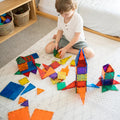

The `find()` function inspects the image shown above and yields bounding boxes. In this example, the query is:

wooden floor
[36,10,120,42]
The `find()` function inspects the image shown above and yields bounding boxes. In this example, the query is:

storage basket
[12,3,30,26]
[0,12,14,36]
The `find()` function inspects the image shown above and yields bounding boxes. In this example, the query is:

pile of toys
[0,13,12,25]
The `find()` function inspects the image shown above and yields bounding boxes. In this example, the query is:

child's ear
[72,8,75,11]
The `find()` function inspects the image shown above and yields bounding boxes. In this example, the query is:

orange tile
[8,107,30,120]
[31,109,54,120]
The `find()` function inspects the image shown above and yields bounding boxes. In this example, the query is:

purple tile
[101,77,113,86]
[77,67,87,74]
[31,69,37,74]
[21,100,29,107]
[103,64,109,72]
[49,72,58,79]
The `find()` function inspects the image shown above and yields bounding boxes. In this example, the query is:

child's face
[61,9,74,19]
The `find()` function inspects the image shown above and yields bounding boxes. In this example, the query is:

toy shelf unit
[0,0,37,44]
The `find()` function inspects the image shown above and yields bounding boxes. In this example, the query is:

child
[45,0,95,59]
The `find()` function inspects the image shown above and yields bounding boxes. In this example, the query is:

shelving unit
[0,0,37,43]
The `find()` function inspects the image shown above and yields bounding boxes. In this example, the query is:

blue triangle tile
[87,81,99,88]
[21,83,36,95]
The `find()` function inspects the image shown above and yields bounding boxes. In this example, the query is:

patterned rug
[0,28,120,120]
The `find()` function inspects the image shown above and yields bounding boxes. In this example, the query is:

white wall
[38,0,58,16]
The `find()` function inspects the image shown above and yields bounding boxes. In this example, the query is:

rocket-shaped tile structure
[75,48,87,103]
[96,64,120,92]
[62,49,99,104]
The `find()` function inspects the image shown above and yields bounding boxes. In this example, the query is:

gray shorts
[58,35,88,50]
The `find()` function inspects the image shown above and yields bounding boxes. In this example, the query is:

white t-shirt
[57,12,85,43]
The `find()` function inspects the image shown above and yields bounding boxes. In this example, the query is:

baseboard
[36,10,58,21]
[36,10,120,42]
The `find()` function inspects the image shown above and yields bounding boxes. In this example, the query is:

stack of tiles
[101,64,114,86]
[96,64,120,92]
[75,49,87,93]
[16,53,39,74]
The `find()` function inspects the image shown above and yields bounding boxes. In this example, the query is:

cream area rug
[0,28,120,120]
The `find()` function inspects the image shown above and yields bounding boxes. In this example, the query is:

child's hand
[58,47,67,58]
[55,41,58,50]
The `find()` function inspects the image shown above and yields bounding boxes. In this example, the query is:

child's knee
[83,47,95,59]
[45,42,55,54]
[45,45,49,54]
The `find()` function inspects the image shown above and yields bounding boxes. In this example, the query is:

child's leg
[67,47,95,59]
[83,47,95,59]
[67,47,79,55]
[45,41,55,54]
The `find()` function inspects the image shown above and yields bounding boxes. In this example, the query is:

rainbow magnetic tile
[51,78,61,85]
[77,60,87,67]
[31,53,39,59]
[49,72,58,80]
[76,81,86,87]
[16,57,26,64]
[103,64,109,72]
[102,85,118,92]
[57,82,66,90]
[18,77,29,85]
[70,59,75,66]
[21,83,36,95]
[18,62,28,72]
[0,82,25,100]
[21,100,29,107]
[8,107,30,120]
[104,72,114,79]
[101,78,113,86]
[53,48,58,56]
[60,56,71,65]
[77,67,87,74]
[21,61,37,74]
[58,71,66,80]
[31,109,54,120]
[50,61,60,69]
[77,74,87,81]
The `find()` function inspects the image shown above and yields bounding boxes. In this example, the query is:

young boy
[45,0,95,59]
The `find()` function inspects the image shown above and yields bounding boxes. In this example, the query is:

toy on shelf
[96,64,120,92]
[15,53,41,77]
[62,49,99,104]
[0,13,12,25]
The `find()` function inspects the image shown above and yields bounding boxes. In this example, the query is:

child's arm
[59,32,80,58]
[55,30,63,49]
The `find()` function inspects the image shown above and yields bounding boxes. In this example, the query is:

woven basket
[13,3,30,26]
[0,12,14,36]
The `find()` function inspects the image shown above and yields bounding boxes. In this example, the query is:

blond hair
[55,0,77,14]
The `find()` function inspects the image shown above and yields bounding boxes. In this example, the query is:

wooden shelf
[0,0,37,43]
[0,19,36,43]
[0,0,32,15]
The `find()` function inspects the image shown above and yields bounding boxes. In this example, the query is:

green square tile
[57,82,66,90]
[105,72,114,79]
